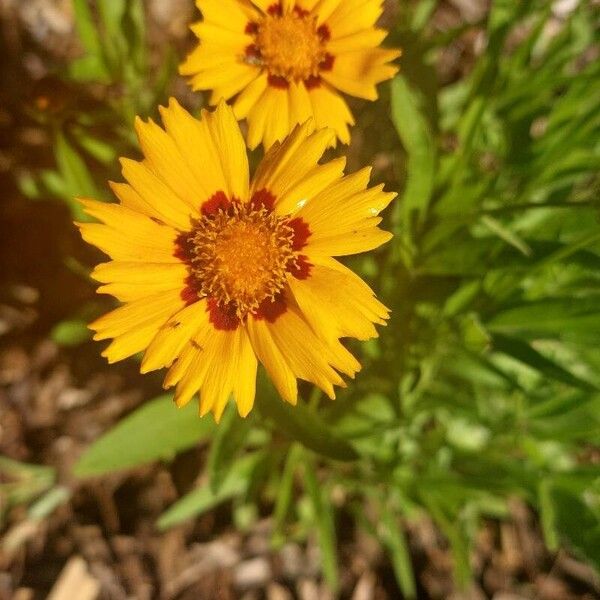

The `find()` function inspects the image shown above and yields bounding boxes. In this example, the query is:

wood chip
[47,556,100,600]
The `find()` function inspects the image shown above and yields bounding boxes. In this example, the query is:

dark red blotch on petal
[250,188,276,211]
[317,24,331,41]
[320,53,335,71]
[174,231,194,264]
[245,44,261,59]
[267,3,282,16]
[245,21,259,35]
[288,217,311,250]
[289,255,312,280]
[181,275,201,306]
[208,298,240,331]
[254,295,287,322]
[293,6,310,17]
[201,191,231,216]
[268,74,290,89]
[304,75,321,89]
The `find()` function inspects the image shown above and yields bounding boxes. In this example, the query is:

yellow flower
[180,0,401,149]
[78,100,394,421]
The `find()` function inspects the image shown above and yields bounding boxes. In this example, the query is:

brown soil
[1,2,599,599]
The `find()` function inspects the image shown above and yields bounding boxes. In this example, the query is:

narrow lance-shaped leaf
[493,334,598,392]
[303,457,339,591]
[271,444,303,547]
[75,395,215,477]
[157,452,265,530]
[379,506,417,600]
[390,75,436,232]
[206,403,253,493]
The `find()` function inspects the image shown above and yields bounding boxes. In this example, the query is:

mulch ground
[1,1,599,598]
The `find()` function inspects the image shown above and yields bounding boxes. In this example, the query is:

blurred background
[1,1,600,599]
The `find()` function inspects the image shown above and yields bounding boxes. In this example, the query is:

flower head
[180,0,401,149]
[78,100,394,421]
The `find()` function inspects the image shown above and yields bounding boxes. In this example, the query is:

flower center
[255,11,325,81]
[189,200,296,319]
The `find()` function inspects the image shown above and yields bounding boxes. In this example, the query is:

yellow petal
[189,63,258,96]
[307,84,354,144]
[276,158,346,215]
[190,21,249,49]
[263,87,291,150]
[245,84,282,150]
[325,0,382,37]
[202,327,255,421]
[196,0,257,32]
[246,317,298,405]
[326,28,387,54]
[166,321,257,421]
[288,260,388,343]
[263,307,345,399]
[233,328,258,417]
[314,0,343,24]
[92,261,188,302]
[233,72,269,120]
[204,101,250,200]
[134,117,204,212]
[208,67,261,105]
[142,300,210,373]
[322,49,401,100]
[158,98,243,201]
[288,80,314,130]
[90,292,183,341]
[120,158,192,230]
[250,0,276,12]
[94,292,185,363]
[171,328,236,418]
[252,123,337,212]
[108,182,149,214]
[296,170,396,255]
[77,200,179,263]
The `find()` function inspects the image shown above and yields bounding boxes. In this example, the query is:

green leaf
[493,334,598,392]
[379,507,417,600]
[68,55,111,83]
[410,0,437,32]
[390,75,436,230]
[51,319,91,347]
[72,129,118,164]
[75,394,215,477]
[538,478,559,551]
[539,477,600,572]
[54,130,102,216]
[303,457,339,591]
[207,404,253,493]
[488,298,600,340]
[70,0,110,82]
[123,0,147,73]
[529,396,600,443]
[271,444,302,547]
[480,215,532,257]
[157,452,265,530]
[72,0,103,56]
[420,495,472,587]
[255,376,358,462]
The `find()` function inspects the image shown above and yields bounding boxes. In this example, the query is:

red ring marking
[208,298,240,330]
[201,191,231,216]
[254,295,287,322]
[288,217,311,250]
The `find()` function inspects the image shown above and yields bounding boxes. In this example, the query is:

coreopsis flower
[180,0,400,149]
[78,100,394,421]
